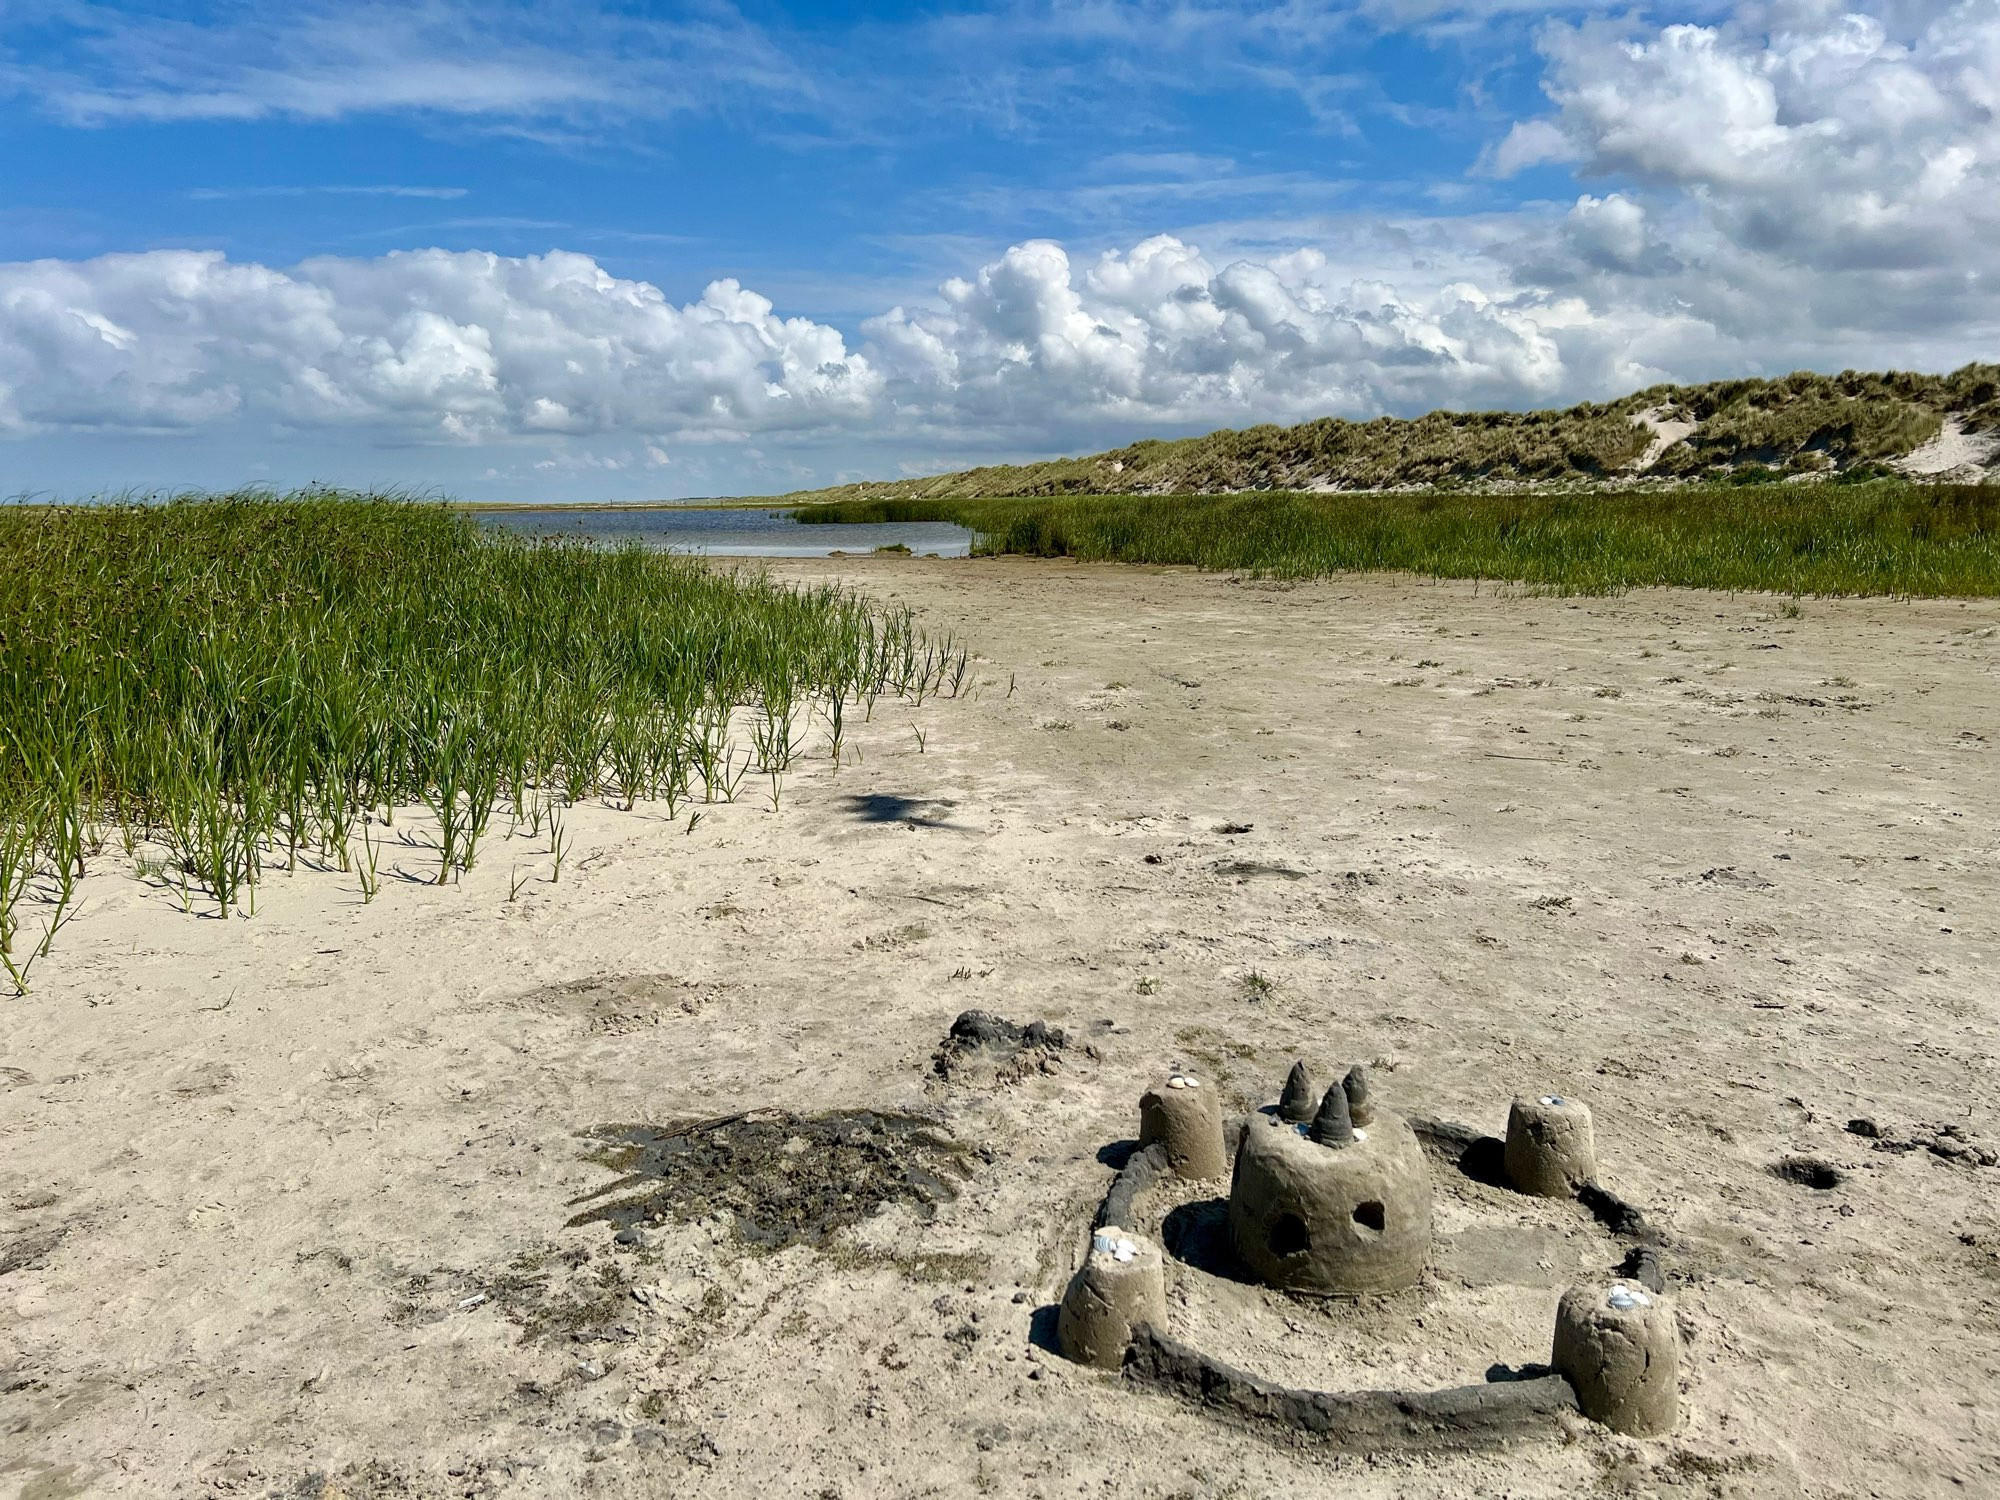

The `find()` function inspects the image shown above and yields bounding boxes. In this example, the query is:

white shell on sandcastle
[1140,1071,1228,1180]
[1228,1066,1433,1296]
[1505,1094,1597,1197]
[1552,1280,1680,1436]
[1057,1228,1168,1369]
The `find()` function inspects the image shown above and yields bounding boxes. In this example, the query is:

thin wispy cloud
[1090,152,1241,178]
[0,1,1592,142]
[950,169,1360,243]
[357,217,571,237]
[7,1,824,128]
[189,185,470,201]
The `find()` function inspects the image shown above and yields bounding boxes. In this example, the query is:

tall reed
[793,482,2000,596]
[0,492,968,991]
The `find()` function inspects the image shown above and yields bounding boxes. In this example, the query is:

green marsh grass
[0,492,969,991]
[793,482,2000,596]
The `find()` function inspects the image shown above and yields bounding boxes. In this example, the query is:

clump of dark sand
[933,1009,1071,1084]
[569,1110,971,1249]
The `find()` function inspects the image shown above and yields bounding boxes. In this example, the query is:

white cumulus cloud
[1483,2,2000,381]
[0,249,880,441]
[0,238,1668,455]
[863,235,1612,432]
[1508,3,2000,286]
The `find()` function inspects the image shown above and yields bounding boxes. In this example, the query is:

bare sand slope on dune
[3,559,1998,1499]
[1893,418,2000,481]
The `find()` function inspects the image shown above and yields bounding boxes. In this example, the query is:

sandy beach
[4,557,1998,1499]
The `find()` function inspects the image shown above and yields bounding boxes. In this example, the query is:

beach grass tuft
[0,492,969,990]
[792,481,2000,597]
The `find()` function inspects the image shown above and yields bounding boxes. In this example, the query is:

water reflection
[476,506,972,558]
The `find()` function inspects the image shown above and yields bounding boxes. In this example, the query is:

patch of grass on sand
[0,492,969,989]
[793,482,2000,597]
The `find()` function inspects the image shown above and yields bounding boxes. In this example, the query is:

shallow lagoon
[477,505,973,557]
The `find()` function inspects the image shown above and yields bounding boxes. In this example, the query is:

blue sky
[1,2,1995,499]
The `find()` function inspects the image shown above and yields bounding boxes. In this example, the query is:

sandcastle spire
[1308,1081,1355,1147]
[1343,1064,1373,1127]
[1277,1060,1318,1123]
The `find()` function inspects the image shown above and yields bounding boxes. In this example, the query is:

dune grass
[0,492,969,991]
[768,363,2000,502]
[793,482,2000,596]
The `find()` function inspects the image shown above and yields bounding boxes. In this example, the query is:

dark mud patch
[473,1243,639,1345]
[1696,866,1774,891]
[1614,1243,1668,1293]
[1576,1179,1656,1240]
[1849,1118,1997,1167]
[934,1009,1074,1085]
[568,1110,972,1250]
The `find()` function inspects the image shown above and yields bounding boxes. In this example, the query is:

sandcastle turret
[1505,1094,1597,1197]
[1308,1080,1355,1146]
[1139,1070,1227,1180]
[1228,1064,1433,1295]
[1343,1064,1372,1126]
[1552,1279,1680,1435]
[1057,1227,1168,1369]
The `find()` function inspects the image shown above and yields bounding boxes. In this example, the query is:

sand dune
[1894,417,1999,481]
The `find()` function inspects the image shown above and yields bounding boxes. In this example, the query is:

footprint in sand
[184,1200,239,1235]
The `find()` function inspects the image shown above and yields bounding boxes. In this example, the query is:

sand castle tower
[1228,1064,1433,1295]
[1505,1094,1597,1197]
[1552,1279,1680,1435]
[1139,1069,1228,1180]
[1276,1060,1319,1124]
[1057,1226,1169,1369]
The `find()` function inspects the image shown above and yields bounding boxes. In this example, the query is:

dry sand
[1626,408,1699,472]
[1893,419,1999,482]
[4,559,1999,1499]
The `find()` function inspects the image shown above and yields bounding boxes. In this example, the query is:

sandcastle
[1138,1069,1227,1180]
[1055,1057,1683,1450]
[1505,1093,1597,1197]
[1055,1226,1169,1370]
[1228,1065,1432,1295]
[1553,1278,1680,1435]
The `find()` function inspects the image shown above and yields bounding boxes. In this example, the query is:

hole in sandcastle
[1770,1155,1844,1191]
[1353,1200,1386,1233]
[567,1110,972,1250]
[1268,1213,1311,1258]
